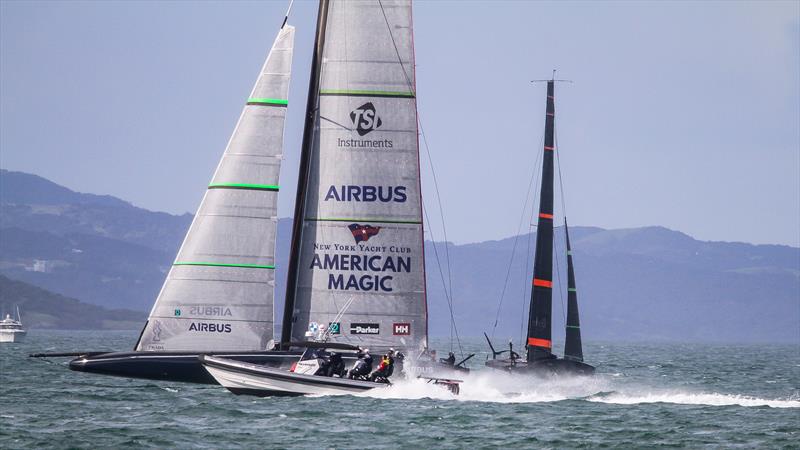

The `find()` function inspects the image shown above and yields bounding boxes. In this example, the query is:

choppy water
[1,331,798,448]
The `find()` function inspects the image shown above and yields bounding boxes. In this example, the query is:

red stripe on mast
[533,278,552,288]
[528,337,552,348]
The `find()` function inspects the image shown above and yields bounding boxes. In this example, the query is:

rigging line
[519,94,547,348]
[319,115,353,132]
[281,0,295,29]
[553,229,567,325]
[553,93,567,220]
[321,296,357,342]
[490,131,544,338]
[377,0,460,354]
[552,99,569,327]
[520,218,534,347]
[521,149,543,347]
[422,200,465,358]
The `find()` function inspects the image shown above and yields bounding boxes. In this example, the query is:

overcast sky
[1,0,798,246]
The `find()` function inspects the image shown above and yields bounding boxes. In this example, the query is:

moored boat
[0,307,26,343]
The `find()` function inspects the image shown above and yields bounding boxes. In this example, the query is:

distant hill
[0,275,145,330]
[1,169,798,342]
[0,169,191,254]
[424,226,800,344]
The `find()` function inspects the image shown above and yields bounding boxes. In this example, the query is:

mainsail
[286,0,427,351]
[526,80,556,362]
[136,24,295,351]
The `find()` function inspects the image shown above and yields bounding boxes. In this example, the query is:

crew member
[370,351,395,381]
[441,351,456,366]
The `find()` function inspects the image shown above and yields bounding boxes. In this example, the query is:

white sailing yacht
[0,307,27,343]
[40,0,454,390]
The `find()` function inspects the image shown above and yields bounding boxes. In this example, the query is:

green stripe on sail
[306,217,422,225]
[567,250,572,255]
[566,325,581,329]
[568,288,577,292]
[208,183,279,191]
[319,89,415,98]
[247,98,288,105]
[174,262,275,270]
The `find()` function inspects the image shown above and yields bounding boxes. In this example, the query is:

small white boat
[0,307,27,343]
[200,343,392,397]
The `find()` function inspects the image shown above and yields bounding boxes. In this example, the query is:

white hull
[0,330,26,343]
[201,355,387,396]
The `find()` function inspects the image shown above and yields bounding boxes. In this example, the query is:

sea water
[1,331,797,448]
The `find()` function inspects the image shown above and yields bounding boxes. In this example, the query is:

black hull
[486,358,595,376]
[66,350,469,385]
[68,351,302,384]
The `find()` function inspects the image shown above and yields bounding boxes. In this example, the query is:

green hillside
[0,275,145,330]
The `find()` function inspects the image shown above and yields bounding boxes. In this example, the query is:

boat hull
[200,355,388,396]
[69,350,302,384]
[486,358,595,376]
[0,330,26,343]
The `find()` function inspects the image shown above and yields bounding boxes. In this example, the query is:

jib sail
[563,219,584,362]
[136,24,295,351]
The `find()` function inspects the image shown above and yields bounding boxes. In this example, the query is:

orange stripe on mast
[539,213,554,219]
[528,337,552,348]
[533,278,552,288]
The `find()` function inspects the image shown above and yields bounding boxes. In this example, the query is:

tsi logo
[393,323,410,336]
[350,102,382,136]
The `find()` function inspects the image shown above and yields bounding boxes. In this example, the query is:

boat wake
[360,371,800,408]
[585,390,800,408]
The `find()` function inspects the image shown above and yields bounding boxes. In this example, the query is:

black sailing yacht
[485,78,594,376]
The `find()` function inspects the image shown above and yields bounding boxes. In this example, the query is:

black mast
[563,219,584,361]
[280,0,330,348]
[526,80,556,362]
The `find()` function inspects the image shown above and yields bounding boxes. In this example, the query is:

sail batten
[135,24,295,352]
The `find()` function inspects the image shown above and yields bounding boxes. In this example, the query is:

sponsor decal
[393,323,411,335]
[350,323,380,335]
[336,137,393,149]
[324,185,407,203]
[174,308,181,317]
[308,223,416,294]
[348,223,381,244]
[336,103,393,149]
[328,322,341,335]
[309,322,320,333]
[350,102,382,136]
[189,306,232,317]
[152,320,163,342]
[310,252,411,293]
[189,322,232,333]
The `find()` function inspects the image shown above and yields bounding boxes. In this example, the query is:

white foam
[586,391,800,409]
[362,371,610,404]
[360,371,799,409]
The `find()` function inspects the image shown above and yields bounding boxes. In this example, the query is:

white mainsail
[289,0,427,351]
[137,24,295,351]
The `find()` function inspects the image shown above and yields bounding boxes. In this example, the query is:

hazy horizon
[4,167,798,249]
[2,1,798,247]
